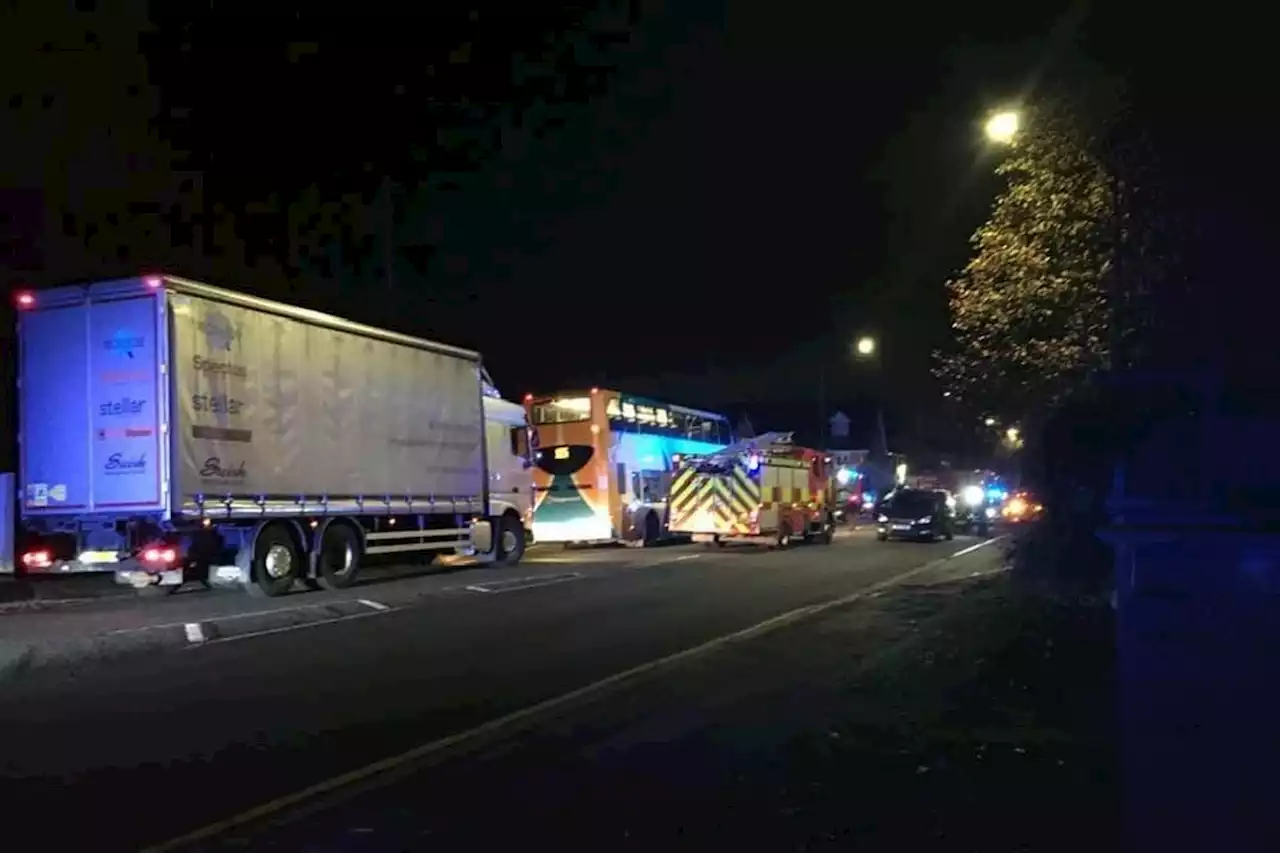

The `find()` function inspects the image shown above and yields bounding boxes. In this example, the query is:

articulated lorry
[13,274,532,596]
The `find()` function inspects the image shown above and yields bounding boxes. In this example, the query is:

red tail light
[142,546,177,565]
[14,291,35,309]
[22,549,52,569]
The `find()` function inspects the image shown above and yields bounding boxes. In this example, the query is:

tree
[936,98,1117,423]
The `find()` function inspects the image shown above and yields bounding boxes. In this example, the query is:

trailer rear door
[20,289,166,517]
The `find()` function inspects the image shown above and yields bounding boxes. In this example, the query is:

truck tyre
[248,525,300,597]
[316,523,362,590]
[642,512,660,547]
[496,513,525,565]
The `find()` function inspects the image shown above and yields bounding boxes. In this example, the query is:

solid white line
[471,573,551,586]
[950,536,1005,558]
[465,574,584,595]
[183,622,205,644]
[183,608,395,650]
[140,534,1006,853]
[0,596,106,612]
[357,599,389,611]
[107,601,351,635]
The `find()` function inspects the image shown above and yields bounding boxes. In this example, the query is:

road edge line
[140,535,1006,852]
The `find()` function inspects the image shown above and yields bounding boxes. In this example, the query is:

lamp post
[853,335,891,493]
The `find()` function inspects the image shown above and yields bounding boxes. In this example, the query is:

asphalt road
[0,528,1004,851]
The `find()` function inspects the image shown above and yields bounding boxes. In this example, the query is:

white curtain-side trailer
[15,275,526,596]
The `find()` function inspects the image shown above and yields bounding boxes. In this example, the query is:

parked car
[875,488,956,542]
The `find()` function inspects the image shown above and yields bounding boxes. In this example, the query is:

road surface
[0,528,1007,851]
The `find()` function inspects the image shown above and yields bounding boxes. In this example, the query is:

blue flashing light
[746,453,761,473]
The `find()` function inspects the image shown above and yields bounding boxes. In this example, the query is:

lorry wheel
[316,523,362,590]
[248,526,300,597]
[642,513,660,547]
[496,514,525,565]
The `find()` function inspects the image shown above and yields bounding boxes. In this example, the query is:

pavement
[0,526,1066,852]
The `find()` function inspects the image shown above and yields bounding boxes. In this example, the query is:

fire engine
[667,433,836,548]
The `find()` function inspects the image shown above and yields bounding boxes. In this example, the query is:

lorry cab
[482,395,534,552]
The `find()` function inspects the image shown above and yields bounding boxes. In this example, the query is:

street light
[984,110,1020,145]
[855,336,876,357]
[984,416,996,427]
[1005,426,1020,443]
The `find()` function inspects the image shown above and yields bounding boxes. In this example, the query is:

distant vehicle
[14,275,530,596]
[875,487,956,542]
[525,389,732,545]
[1001,491,1043,523]
[956,483,999,535]
[666,432,836,548]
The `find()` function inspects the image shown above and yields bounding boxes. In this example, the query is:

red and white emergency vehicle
[667,432,836,547]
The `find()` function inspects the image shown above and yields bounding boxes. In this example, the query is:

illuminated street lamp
[984,416,996,427]
[855,336,876,357]
[984,110,1020,145]
[1005,426,1020,443]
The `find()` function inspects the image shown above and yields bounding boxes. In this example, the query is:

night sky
[3,1,1276,455]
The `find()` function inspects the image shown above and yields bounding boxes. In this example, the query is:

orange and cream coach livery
[523,389,732,545]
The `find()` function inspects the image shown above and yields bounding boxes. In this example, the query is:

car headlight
[877,514,888,523]
[917,515,932,524]
[984,506,997,518]
[961,485,984,506]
